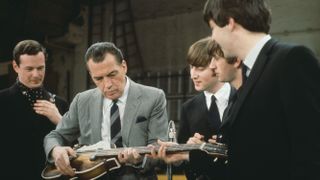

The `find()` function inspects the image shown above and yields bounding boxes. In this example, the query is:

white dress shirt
[204,83,231,121]
[101,78,130,148]
[243,35,271,76]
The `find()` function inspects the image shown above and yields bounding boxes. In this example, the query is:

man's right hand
[52,146,77,176]
[150,139,189,164]
[187,133,205,144]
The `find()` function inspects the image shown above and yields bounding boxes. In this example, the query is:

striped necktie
[110,100,122,147]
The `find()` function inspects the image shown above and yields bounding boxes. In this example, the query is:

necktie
[208,95,221,133]
[110,100,122,147]
[241,63,248,84]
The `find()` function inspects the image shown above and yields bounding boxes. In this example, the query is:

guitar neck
[79,143,227,158]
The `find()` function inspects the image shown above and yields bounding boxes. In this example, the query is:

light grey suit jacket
[44,78,168,179]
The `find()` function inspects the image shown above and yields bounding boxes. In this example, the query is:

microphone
[167,120,176,180]
[168,120,176,142]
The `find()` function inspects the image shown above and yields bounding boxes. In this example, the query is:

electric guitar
[41,142,228,179]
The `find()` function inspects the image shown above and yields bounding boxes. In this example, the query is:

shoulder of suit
[131,80,164,94]
[182,93,203,107]
[0,84,19,98]
[72,88,101,103]
[0,87,10,96]
[268,39,305,55]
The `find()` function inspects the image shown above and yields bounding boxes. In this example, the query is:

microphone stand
[167,120,176,180]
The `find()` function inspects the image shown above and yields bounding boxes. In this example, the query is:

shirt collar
[204,83,231,102]
[243,35,271,72]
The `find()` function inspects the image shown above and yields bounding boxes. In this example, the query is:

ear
[233,58,242,69]
[227,17,236,31]
[121,60,128,73]
[12,60,19,73]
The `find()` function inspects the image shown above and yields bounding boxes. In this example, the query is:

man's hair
[203,0,271,33]
[13,40,47,66]
[187,37,224,67]
[85,42,124,64]
[206,38,238,64]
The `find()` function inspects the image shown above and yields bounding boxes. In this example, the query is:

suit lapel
[227,39,277,127]
[197,92,208,115]
[90,88,104,142]
[122,79,141,145]
[220,85,237,127]
[198,93,211,126]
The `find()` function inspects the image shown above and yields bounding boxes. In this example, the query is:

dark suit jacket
[0,83,68,179]
[178,93,219,180]
[189,39,320,180]
[226,39,320,180]
[178,87,235,180]
[178,92,216,144]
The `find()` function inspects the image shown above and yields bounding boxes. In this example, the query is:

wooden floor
[157,174,187,180]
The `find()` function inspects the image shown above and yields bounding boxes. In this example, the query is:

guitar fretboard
[77,143,227,158]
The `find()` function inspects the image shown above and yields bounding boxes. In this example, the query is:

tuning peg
[213,157,218,162]
[90,154,97,161]
[224,160,228,164]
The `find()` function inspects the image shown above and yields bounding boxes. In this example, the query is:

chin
[29,84,42,89]
[194,87,203,92]
[106,94,120,100]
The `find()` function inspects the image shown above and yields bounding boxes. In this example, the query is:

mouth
[105,90,118,96]
[31,80,41,84]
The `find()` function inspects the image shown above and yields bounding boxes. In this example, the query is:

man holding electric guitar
[43,42,168,180]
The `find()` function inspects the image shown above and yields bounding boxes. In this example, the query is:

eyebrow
[24,65,45,68]
[92,70,117,79]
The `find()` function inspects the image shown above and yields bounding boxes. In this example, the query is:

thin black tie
[110,100,122,147]
[242,63,248,84]
[208,95,221,134]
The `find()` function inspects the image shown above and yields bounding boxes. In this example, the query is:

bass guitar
[41,142,227,180]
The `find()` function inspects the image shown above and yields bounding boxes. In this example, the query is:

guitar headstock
[200,143,228,158]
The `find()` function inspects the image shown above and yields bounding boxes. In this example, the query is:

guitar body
[41,153,121,180]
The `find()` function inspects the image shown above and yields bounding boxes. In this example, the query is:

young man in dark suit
[202,0,320,179]
[151,41,240,180]
[0,40,69,179]
[178,37,232,144]
[177,37,232,179]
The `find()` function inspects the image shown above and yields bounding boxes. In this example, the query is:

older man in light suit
[44,42,168,180]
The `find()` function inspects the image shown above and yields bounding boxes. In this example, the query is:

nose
[190,67,198,79]
[211,30,217,41]
[209,58,217,69]
[103,77,112,90]
[31,69,41,77]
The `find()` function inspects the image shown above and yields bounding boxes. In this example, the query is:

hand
[149,139,188,164]
[208,135,217,144]
[33,100,62,124]
[187,133,204,144]
[52,146,76,176]
[118,148,143,165]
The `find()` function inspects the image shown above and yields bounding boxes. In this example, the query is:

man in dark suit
[201,0,320,179]
[177,37,232,179]
[184,53,244,180]
[0,40,69,179]
[178,37,232,143]
[44,42,168,180]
